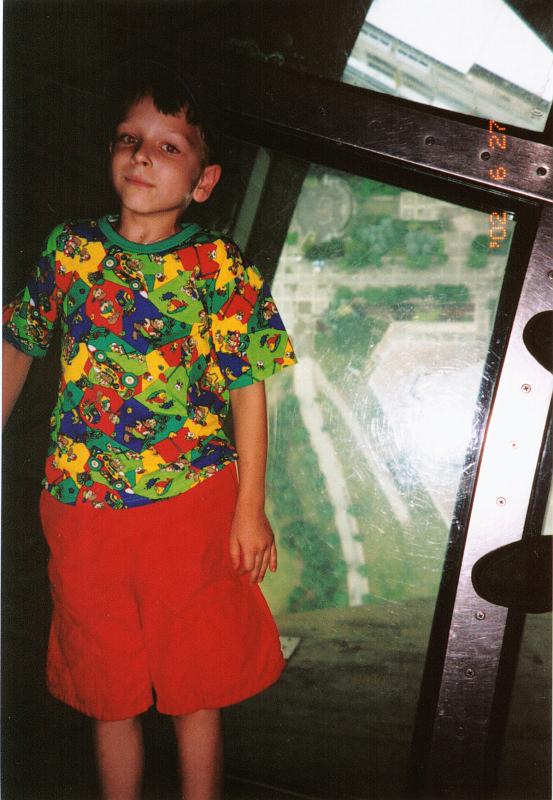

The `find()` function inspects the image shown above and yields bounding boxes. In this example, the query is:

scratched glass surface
[224,155,517,797]
[262,166,515,616]
[343,0,553,132]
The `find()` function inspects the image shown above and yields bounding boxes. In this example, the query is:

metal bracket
[421,204,553,798]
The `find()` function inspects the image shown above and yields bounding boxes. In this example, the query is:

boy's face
[110,96,221,225]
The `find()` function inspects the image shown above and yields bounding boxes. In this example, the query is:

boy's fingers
[229,537,242,571]
[241,546,263,584]
[231,533,275,582]
[247,550,262,584]
[269,541,278,573]
[252,553,266,584]
[253,544,274,584]
[237,546,256,577]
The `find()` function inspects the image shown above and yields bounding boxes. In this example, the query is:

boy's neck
[114,210,182,245]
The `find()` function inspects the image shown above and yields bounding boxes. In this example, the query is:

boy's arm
[228,380,277,585]
[3,339,34,429]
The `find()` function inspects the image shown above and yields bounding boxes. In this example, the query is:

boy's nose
[131,141,152,165]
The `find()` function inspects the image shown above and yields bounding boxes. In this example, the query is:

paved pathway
[293,357,369,606]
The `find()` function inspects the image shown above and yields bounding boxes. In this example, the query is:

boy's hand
[229,499,277,585]
[228,381,276,584]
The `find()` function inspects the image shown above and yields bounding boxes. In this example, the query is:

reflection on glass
[343,0,553,131]
[264,167,514,615]
[225,161,515,798]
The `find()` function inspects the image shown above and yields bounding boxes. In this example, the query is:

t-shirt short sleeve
[3,225,63,359]
[204,239,296,389]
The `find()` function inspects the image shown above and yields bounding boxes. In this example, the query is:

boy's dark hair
[106,60,221,165]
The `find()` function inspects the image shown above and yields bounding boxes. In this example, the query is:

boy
[3,61,296,800]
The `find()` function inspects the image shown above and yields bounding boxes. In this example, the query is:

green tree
[433,283,470,304]
[303,238,345,261]
[342,216,397,269]
[405,229,447,270]
[468,234,489,269]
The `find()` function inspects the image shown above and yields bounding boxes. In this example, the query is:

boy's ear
[192,163,222,204]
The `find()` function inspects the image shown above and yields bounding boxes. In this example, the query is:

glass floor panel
[225,159,517,798]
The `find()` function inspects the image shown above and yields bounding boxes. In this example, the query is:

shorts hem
[47,658,284,720]
[156,657,286,717]
[47,683,154,722]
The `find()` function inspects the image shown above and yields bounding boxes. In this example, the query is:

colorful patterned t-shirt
[3,217,296,508]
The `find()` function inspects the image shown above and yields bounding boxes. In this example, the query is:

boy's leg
[94,716,144,800]
[173,709,223,800]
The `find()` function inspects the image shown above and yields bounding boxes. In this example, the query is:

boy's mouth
[125,176,154,188]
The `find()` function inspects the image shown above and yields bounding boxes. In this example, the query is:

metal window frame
[216,63,553,798]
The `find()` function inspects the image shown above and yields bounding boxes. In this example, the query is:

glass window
[343,0,553,131]
[224,155,517,797]
[266,166,513,614]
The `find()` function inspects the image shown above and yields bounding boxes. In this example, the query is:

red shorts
[40,465,285,721]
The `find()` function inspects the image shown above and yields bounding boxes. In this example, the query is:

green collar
[98,215,203,253]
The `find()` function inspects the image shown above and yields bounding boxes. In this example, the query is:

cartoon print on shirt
[3,218,296,506]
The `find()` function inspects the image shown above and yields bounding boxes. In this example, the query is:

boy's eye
[163,143,180,154]
[117,134,136,145]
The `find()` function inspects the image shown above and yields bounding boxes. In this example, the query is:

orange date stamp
[489,120,507,249]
